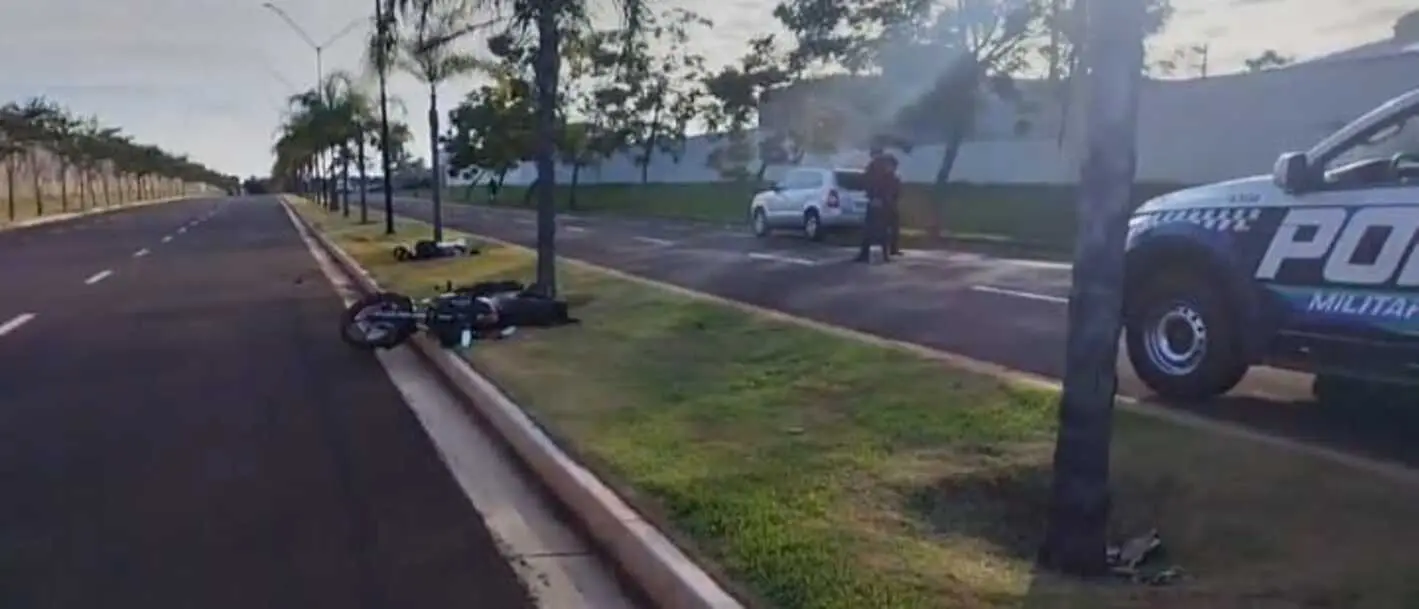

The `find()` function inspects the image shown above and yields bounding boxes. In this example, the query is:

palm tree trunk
[374,0,397,236]
[357,135,370,224]
[427,83,444,243]
[59,165,70,211]
[5,162,16,221]
[1038,0,1146,577]
[532,7,562,297]
[30,157,44,217]
[341,147,351,218]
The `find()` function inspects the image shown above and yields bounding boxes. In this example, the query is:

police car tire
[1125,273,1248,402]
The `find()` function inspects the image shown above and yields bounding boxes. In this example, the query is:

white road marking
[633,236,675,247]
[133,248,149,258]
[564,225,587,233]
[747,252,817,266]
[177,226,187,234]
[0,313,36,337]
[84,270,114,285]
[161,235,172,243]
[971,284,1068,304]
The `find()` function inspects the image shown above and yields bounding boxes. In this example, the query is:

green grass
[300,200,1419,609]
[414,180,1190,254]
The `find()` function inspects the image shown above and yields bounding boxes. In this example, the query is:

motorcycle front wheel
[340,292,418,349]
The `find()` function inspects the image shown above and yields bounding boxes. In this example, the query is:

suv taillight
[826,189,840,208]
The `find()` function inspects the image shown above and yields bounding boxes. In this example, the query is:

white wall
[446,52,1419,188]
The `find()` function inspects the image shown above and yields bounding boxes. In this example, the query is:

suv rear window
[834,171,869,191]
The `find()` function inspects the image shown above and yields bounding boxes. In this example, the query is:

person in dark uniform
[883,155,903,256]
[855,142,901,263]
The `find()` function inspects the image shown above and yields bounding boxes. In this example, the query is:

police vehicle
[1123,87,1419,401]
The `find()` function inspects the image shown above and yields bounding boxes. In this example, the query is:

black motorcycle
[340,280,576,350]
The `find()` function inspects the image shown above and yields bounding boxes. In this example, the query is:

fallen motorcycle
[340,280,576,350]
[392,237,478,262]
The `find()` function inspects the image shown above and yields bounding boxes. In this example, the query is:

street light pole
[1038,0,1146,577]
[261,2,365,208]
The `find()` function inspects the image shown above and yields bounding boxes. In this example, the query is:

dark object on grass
[340,279,578,350]
[1107,529,1183,586]
[392,237,479,262]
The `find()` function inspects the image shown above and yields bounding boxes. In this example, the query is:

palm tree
[385,0,495,243]
[0,97,233,222]
[0,103,25,221]
[381,0,646,296]
[12,98,61,215]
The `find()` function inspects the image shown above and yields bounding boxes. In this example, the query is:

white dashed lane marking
[0,313,36,337]
[633,236,675,247]
[161,235,173,243]
[133,248,149,258]
[747,252,816,266]
[970,284,1068,304]
[84,270,114,285]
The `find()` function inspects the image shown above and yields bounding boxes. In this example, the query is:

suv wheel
[751,208,770,237]
[1125,272,1248,402]
[802,210,823,241]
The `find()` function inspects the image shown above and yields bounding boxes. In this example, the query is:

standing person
[883,153,903,256]
[855,140,898,263]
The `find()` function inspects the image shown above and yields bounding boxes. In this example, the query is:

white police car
[1123,87,1419,401]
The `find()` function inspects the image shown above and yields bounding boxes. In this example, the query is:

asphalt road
[390,195,1419,468]
[0,197,533,609]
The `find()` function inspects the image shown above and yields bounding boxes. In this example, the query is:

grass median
[417,181,1188,255]
[295,199,1419,609]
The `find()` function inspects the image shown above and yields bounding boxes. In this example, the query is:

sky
[1,0,1412,178]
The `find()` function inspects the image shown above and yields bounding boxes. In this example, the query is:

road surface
[0,197,535,609]
[391,196,1419,468]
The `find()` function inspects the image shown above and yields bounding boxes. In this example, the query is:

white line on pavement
[0,313,36,337]
[84,270,114,285]
[161,235,172,243]
[133,248,149,258]
[177,226,187,234]
[747,252,816,266]
[970,284,1068,304]
[633,236,675,247]
[564,225,587,233]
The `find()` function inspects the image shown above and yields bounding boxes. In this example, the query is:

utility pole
[1038,0,1146,577]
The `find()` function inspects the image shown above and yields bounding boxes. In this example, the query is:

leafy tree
[1243,49,1293,73]
[383,0,650,297]
[615,8,711,184]
[704,35,793,181]
[443,77,536,200]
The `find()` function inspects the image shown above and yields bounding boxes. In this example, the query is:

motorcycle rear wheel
[340,292,418,349]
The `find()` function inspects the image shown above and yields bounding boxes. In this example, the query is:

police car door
[1256,96,1419,355]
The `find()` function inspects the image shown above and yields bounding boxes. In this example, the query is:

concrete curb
[281,197,744,609]
[1,194,198,232]
[386,199,1419,489]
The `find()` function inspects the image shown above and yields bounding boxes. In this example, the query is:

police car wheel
[1125,274,1247,402]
